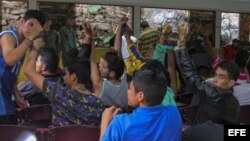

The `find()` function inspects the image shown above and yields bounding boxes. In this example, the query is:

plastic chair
[47,125,100,141]
[19,104,52,128]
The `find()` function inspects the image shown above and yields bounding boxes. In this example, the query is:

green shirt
[162,87,176,106]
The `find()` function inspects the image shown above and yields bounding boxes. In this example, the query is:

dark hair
[141,59,170,86]
[23,10,46,27]
[133,68,167,106]
[62,48,79,67]
[122,24,132,35]
[39,47,59,73]
[197,65,212,79]
[102,51,125,79]
[235,49,249,69]
[232,38,239,44]
[140,21,149,29]
[218,61,240,81]
[67,60,91,85]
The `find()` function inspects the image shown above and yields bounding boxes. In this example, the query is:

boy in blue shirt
[100,61,182,141]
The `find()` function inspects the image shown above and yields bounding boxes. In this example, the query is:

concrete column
[133,5,141,38]
[28,0,37,9]
[215,11,221,48]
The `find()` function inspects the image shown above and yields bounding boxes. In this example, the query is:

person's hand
[101,106,122,127]
[120,16,128,26]
[33,38,45,50]
[15,95,28,109]
[83,21,92,37]
[91,26,98,37]
[167,32,178,46]
[162,24,172,35]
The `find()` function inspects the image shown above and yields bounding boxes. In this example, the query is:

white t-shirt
[233,82,250,106]
[121,35,137,60]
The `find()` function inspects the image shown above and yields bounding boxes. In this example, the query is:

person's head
[197,65,212,80]
[63,60,91,88]
[36,47,59,74]
[141,60,170,86]
[21,10,45,37]
[232,38,240,48]
[234,49,249,69]
[99,51,125,80]
[128,67,167,107]
[212,61,240,89]
[44,18,53,31]
[65,15,75,27]
[122,24,132,36]
[140,21,149,30]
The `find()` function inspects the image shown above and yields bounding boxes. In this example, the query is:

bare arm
[114,17,128,59]
[86,23,103,96]
[24,38,45,90]
[167,50,177,94]
[1,35,31,66]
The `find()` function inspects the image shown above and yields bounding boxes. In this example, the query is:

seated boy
[100,62,182,141]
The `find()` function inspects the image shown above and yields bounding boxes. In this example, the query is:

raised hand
[33,38,45,50]
[83,21,92,36]
[120,16,128,26]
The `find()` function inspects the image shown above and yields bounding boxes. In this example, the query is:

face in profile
[98,57,110,78]
[35,55,44,73]
[127,81,140,107]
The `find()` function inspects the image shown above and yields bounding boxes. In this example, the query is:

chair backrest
[48,125,100,141]
[0,125,38,141]
[240,105,250,125]
[18,104,52,128]
[26,104,52,121]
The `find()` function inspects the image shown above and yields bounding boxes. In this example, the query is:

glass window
[141,8,216,46]
[221,12,239,46]
[141,8,189,33]
[38,2,133,47]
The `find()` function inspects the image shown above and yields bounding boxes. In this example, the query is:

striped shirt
[138,28,159,58]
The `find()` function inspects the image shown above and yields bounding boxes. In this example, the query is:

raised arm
[175,23,218,97]
[24,38,45,90]
[87,22,103,96]
[114,17,128,58]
